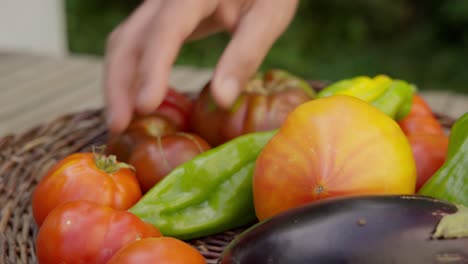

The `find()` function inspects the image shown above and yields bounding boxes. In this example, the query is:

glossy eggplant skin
[219,195,468,264]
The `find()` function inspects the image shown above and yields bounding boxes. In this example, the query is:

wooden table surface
[0,51,467,137]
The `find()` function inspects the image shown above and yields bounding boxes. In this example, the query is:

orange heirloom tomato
[107,237,206,264]
[398,94,449,191]
[36,201,162,264]
[32,152,142,226]
[253,95,417,221]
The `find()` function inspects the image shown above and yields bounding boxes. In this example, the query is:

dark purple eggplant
[218,195,468,264]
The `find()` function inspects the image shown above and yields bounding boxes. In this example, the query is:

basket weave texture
[0,94,455,264]
[0,108,249,264]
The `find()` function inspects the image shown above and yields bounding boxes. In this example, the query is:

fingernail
[215,77,240,109]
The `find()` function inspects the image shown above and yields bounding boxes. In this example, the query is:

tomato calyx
[146,120,171,137]
[93,151,135,174]
[128,114,177,137]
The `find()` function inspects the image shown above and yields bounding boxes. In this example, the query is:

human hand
[104,0,299,134]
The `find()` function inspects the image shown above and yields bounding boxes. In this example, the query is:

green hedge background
[66,0,468,94]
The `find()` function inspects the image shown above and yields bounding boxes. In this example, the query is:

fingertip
[208,0,298,112]
[135,82,168,114]
[106,105,131,135]
[211,76,242,109]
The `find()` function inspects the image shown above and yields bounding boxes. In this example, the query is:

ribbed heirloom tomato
[32,152,142,226]
[129,132,211,192]
[106,87,193,162]
[106,113,177,162]
[36,201,162,264]
[107,237,206,264]
[190,69,315,146]
[253,95,417,221]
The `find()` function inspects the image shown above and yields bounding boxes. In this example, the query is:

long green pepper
[129,130,276,240]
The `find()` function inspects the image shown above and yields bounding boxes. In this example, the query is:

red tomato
[398,94,449,190]
[401,94,434,117]
[190,69,315,146]
[129,132,211,192]
[107,237,206,264]
[32,152,142,226]
[106,114,177,162]
[36,201,162,264]
[407,134,449,190]
[253,95,416,221]
[398,95,445,136]
[399,116,445,136]
[155,87,194,131]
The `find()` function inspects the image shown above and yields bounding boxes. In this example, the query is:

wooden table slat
[3,79,103,135]
[420,91,468,118]
[0,54,46,78]
[0,61,102,120]
[0,58,92,98]
[445,93,468,118]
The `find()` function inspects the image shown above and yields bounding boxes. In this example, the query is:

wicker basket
[0,85,456,264]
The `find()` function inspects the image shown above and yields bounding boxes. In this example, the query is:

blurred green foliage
[66,0,468,93]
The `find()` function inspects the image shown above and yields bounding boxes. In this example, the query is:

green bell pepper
[129,130,276,240]
[317,75,415,120]
[418,112,468,206]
